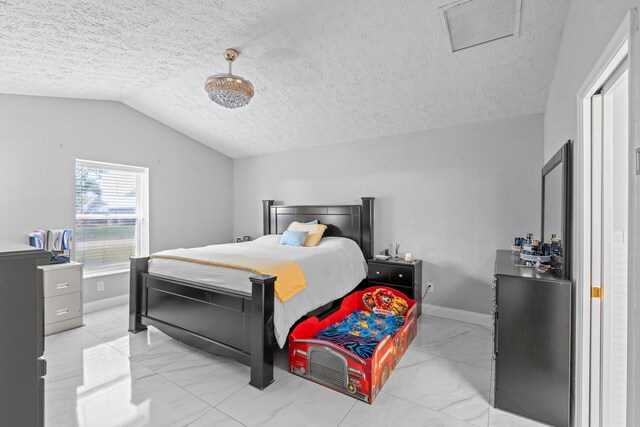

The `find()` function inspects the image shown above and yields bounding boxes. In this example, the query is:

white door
[589,58,629,427]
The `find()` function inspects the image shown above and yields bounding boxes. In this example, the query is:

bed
[128,197,374,390]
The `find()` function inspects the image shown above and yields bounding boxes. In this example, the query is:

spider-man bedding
[289,287,417,403]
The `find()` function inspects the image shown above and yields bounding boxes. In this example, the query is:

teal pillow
[280,230,309,247]
[305,220,319,225]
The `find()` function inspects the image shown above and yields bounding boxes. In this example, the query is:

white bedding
[148,235,367,347]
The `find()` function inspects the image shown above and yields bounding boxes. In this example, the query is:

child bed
[288,286,417,403]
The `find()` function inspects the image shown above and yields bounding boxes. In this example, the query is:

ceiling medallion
[205,48,254,109]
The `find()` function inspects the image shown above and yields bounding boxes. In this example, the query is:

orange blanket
[150,253,306,302]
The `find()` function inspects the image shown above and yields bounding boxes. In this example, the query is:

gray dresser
[493,250,572,427]
[0,242,50,427]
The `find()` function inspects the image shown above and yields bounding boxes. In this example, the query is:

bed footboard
[129,256,149,333]
[128,256,276,390]
[250,275,276,389]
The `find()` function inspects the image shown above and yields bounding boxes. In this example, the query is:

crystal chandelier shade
[205,49,254,109]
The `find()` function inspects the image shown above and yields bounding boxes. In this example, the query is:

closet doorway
[577,10,637,427]
[589,56,629,427]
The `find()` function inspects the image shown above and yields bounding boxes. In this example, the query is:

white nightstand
[38,261,83,335]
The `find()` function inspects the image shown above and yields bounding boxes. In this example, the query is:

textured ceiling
[0,1,570,158]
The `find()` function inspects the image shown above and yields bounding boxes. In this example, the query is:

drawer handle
[56,283,69,289]
[56,308,69,316]
[398,274,403,278]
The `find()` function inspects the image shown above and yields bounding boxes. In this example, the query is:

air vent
[440,0,522,52]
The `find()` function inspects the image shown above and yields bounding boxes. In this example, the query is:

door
[589,57,629,427]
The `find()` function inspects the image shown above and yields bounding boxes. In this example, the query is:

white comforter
[148,235,367,347]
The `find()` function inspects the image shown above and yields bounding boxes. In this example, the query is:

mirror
[543,166,563,243]
[541,141,572,278]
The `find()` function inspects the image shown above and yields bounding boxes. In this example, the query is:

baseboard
[423,303,492,328]
[84,294,129,314]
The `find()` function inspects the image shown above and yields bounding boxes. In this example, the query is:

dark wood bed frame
[129,197,374,390]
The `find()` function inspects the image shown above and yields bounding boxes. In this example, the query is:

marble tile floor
[44,305,549,427]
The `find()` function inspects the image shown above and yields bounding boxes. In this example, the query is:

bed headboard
[262,197,374,260]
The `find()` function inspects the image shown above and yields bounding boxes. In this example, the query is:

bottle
[551,234,559,256]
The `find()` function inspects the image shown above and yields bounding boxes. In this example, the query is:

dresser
[0,242,50,427]
[493,250,572,427]
[366,258,422,316]
[39,261,83,335]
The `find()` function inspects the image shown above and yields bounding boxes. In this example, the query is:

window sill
[83,268,130,279]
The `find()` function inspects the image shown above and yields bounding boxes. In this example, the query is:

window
[75,160,149,275]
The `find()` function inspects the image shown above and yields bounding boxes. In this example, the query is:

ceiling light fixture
[205,48,254,109]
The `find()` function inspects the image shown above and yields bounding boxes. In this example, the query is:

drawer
[387,265,413,287]
[45,293,82,325]
[367,263,390,282]
[43,267,82,298]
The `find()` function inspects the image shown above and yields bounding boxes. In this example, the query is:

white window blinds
[75,160,149,274]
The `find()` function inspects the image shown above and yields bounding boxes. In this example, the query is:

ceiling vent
[439,0,522,52]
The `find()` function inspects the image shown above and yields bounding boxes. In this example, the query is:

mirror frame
[541,140,572,279]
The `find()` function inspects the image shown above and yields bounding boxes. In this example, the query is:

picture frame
[235,236,243,243]
[242,236,251,242]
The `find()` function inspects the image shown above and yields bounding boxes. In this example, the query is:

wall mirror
[541,140,572,278]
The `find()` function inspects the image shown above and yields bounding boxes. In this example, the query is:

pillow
[304,220,319,225]
[280,230,309,247]
[287,222,328,247]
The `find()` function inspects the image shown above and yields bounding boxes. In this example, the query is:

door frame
[576,9,638,427]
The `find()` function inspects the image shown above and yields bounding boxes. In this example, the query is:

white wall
[0,94,233,304]
[544,2,640,425]
[233,115,543,315]
[544,1,639,159]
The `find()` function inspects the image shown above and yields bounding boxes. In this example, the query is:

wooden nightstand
[366,258,423,316]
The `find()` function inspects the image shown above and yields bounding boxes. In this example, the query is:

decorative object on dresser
[39,262,83,335]
[366,258,422,317]
[492,249,572,427]
[0,241,50,427]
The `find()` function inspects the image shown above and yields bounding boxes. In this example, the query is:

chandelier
[205,48,254,109]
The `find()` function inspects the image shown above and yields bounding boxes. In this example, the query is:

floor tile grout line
[408,348,492,371]
[418,318,493,338]
[418,321,493,338]
[48,320,218,421]
[378,391,479,427]
[48,325,243,426]
[213,383,251,409]
[47,362,214,426]
[154,370,217,410]
[44,335,146,421]
[211,402,252,427]
[77,314,277,421]
[44,370,153,424]
[44,402,82,424]
[183,404,249,427]
[335,401,357,427]
[185,407,216,427]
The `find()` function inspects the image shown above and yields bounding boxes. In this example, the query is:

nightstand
[367,258,423,316]
[38,262,83,335]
